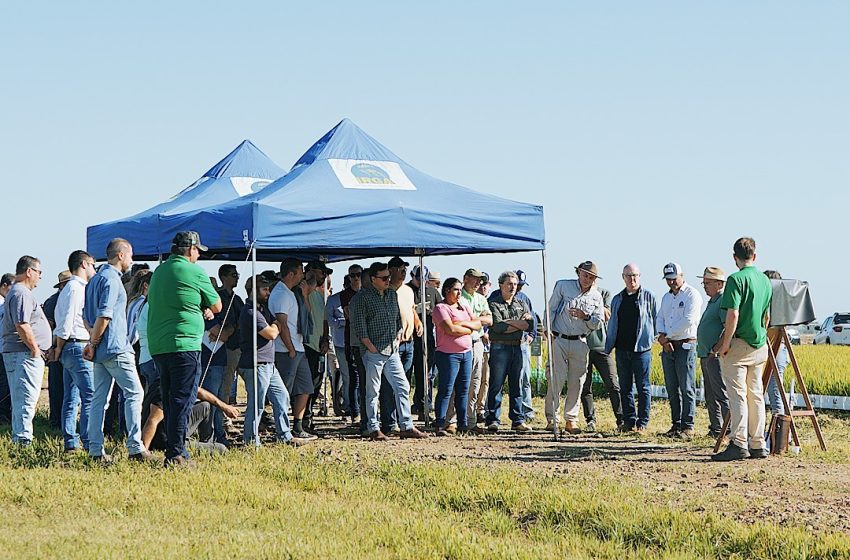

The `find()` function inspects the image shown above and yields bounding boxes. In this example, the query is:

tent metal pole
[321,258,329,418]
[252,245,260,448]
[542,248,558,441]
[418,253,430,428]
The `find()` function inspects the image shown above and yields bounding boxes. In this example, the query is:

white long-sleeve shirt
[53,276,90,341]
[548,279,604,336]
[657,282,703,341]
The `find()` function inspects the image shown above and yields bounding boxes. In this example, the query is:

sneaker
[128,450,158,463]
[487,422,500,433]
[585,420,596,433]
[512,423,532,433]
[747,447,769,459]
[460,426,486,436]
[711,442,750,462]
[660,426,680,438]
[445,424,457,435]
[476,413,486,425]
[435,427,449,437]
[676,429,694,441]
[289,435,318,447]
[635,426,647,433]
[164,456,197,469]
[90,453,114,464]
[564,421,581,435]
[291,429,314,439]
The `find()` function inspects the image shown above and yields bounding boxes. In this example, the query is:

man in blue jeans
[350,262,427,441]
[486,271,533,433]
[656,263,703,440]
[605,263,657,433]
[83,239,154,462]
[0,256,52,446]
[147,232,222,467]
[51,250,96,452]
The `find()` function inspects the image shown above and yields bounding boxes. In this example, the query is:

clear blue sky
[2,3,847,319]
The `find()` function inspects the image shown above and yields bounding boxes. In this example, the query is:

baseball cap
[464,268,485,278]
[54,270,72,288]
[575,261,602,279]
[306,260,333,275]
[388,256,410,268]
[481,272,490,284]
[411,264,429,280]
[172,231,208,252]
[697,266,726,282]
[662,262,683,280]
[516,270,529,287]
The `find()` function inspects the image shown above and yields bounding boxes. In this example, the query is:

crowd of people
[0,233,783,466]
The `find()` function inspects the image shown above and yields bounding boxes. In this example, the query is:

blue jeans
[379,339,414,431]
[89,351,144,456]
[363,350,413,433]
[2,351,44,444]
[520,341,534,417]
[615,349,652,429]
[767,345,788,416]
[200,364,226,443]
[241,363,292,444]
[660,344,696,430]
[59,342,94,450]
[434,350,473,429]
[154,351,201,461]
[486,343,525,427]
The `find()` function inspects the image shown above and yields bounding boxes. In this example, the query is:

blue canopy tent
[86,139,285,260]
[156,119,545,260]
[152,118,556,438]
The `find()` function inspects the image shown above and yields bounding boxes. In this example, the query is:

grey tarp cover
[769,279,816,327]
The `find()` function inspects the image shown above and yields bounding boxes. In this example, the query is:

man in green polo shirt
[711,237,772,462]
[148,231,221,467]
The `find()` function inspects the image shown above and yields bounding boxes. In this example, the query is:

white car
[813,313,850,345]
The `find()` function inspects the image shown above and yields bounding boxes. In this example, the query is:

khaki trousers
[720,338,768,449]
[545,337,589,424]
[448,340,485,426]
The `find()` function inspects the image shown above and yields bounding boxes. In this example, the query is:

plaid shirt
[349,282,403,355]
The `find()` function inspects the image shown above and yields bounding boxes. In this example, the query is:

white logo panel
[328,159,416,190]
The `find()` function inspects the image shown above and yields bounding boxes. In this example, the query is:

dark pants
[661,345,697,430]
[700,356,729,434]
[379,339,414,432]
[304,346,323,427]
[345,345,361,419]
[154,351,201,461]
[486,343,525,427]
[0,356,11,422]
[434,350,473,429]
[616,349,652,429]
[581,349,623,425]
[412,332,436,414]
[352,346,368,433]
[48,360,64,428]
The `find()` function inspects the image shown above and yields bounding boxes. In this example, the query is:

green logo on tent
[351,163,394,185]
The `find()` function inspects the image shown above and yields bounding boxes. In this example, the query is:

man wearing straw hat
[545,261,605,434]
[696,266,730,438]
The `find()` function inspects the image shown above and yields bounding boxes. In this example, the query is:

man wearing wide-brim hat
[545,261,605,434]
[696,266,730,439]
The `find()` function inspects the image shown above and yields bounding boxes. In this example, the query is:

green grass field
[1,397,848,559]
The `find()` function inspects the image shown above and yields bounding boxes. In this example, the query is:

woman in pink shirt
[432,278,481,435]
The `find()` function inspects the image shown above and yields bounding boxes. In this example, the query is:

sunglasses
[375,274,391,281]
[348,271,362,278]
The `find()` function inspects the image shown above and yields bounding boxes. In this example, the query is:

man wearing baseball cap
[545,261,605,434]
[696,266,730,438]
[657,262,703,440]
[511,270,537,421]
[148,231,222,467]
[408,264,442,420]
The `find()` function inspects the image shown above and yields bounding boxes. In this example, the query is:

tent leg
[252,246,260,448]
[419,254,430,429]
[542,248,557,441]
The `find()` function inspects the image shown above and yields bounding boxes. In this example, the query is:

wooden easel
[712,327,826,453]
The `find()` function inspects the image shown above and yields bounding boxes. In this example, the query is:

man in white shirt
[50,250,97,452]
[545,261,605,434]
[270,258,313,439]
[656,262,704,440]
